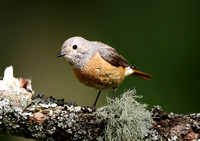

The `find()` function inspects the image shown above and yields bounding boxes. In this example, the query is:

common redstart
[56,36,152,108]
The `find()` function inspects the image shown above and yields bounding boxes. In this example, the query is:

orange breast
[72,52,126,90]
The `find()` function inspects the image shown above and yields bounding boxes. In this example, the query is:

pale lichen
[96,89,153,141]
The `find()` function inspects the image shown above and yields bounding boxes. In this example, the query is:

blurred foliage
[0,0,199,140]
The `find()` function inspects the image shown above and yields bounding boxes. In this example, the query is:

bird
[56,36,152,108]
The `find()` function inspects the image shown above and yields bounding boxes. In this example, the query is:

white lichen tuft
[0,66,19,91]
[0,66,32,92]
[96,89,153,141]
[0,66,33,110]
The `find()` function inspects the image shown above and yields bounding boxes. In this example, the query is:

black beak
[56,52,66,58]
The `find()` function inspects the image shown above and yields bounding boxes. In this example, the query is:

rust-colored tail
[131,69,152,80]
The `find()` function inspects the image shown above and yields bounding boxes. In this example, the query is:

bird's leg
[92,90,101,109]
[112,87,117,99]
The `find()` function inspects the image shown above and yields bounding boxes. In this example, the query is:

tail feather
[131,69,152,80]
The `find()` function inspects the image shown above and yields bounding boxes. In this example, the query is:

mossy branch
[0,66,199,140]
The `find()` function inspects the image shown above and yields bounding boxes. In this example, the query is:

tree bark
[0,66,199,140]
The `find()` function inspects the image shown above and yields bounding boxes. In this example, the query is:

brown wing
[98,47,137,69]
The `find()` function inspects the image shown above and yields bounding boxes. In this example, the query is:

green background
[0,0,199,140]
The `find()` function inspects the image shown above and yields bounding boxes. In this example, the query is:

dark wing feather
[98,47,134,68]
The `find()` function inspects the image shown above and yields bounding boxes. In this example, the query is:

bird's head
[56,36,97,69]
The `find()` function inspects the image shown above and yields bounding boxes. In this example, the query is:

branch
[0,66,199,140]
[150,106,200,140]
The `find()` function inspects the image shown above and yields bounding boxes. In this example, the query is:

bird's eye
[72,45,78,50]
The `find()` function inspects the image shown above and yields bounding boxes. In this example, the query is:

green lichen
[96,89,153,141]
